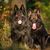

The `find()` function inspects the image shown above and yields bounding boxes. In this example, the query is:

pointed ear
[14,4,19,10]
[27,9,32,17]
[20,4,25,10]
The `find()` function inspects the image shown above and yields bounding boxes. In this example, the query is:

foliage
[0,20,4,29]
[0,19,13,48]
[26,0,35,9]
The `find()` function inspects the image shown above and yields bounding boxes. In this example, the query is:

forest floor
[0,44,50,50]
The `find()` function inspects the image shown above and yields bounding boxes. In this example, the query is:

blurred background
[0,0,50,50]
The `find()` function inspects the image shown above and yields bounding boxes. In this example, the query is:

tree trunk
[11,0,26,9]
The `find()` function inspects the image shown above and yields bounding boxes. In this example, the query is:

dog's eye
[16,17,18,19]
[22,16,25,20]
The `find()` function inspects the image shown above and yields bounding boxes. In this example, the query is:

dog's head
[29,13,42,31]
[12,11,27,30]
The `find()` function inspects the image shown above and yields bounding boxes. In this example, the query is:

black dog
[28,13,48,50]
[11,10,32,45]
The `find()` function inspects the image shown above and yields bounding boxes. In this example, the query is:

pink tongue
[32,23,36,30]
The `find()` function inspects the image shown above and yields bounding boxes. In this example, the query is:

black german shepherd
[11,10,32,45]
[28,13,48,50]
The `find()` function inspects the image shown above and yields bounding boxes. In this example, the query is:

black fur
[11,10,31,44]
[29,14,48,50]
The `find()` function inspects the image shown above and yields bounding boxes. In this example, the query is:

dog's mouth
[32,23,37,30]
[18,20,22,25]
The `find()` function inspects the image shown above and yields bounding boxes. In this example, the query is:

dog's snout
[18,20,22,24]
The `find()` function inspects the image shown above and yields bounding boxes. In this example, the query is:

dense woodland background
[0,0,50,50]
